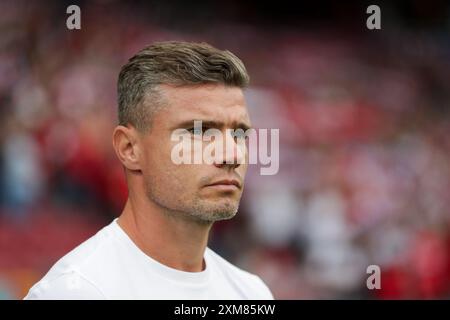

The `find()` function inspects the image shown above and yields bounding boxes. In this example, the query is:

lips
[207,179,241,189]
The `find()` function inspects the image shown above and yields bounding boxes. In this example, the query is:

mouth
[206,179,241,190]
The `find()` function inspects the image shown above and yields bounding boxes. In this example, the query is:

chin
[208,204,239,221]
[190,201,239,223]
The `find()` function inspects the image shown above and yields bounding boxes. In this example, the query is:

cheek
[238,163,249,177]
[141,148,176,189]
[162,163,200,191]
[147,138,181,170]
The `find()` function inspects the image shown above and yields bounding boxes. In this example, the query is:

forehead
[155,84,250,127]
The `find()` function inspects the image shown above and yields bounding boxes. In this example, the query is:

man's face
[138,84,251,223]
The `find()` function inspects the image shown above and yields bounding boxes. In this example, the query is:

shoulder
[24,222,116,299]
[206,248,274,300]
[24,270,106,299]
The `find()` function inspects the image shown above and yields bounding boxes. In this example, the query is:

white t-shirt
[24,219,273,300]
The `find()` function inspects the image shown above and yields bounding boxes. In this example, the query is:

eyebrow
[172,119,253,131]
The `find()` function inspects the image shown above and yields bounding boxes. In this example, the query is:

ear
[112,125,142,171]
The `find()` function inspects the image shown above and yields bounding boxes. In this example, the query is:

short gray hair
[117,41,250,132]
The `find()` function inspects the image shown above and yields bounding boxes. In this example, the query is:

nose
[214,130,246,169]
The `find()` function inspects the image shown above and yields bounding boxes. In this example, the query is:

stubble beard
[145,180,241,224]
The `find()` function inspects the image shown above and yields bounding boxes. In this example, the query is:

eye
[232,129,249,140]
[187,127,203,136]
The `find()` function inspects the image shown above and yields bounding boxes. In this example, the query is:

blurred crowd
[0,1,449,299]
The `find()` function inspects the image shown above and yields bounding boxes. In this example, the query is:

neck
[117,196,212,273]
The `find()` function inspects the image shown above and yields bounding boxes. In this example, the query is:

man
[25,41,274,299]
